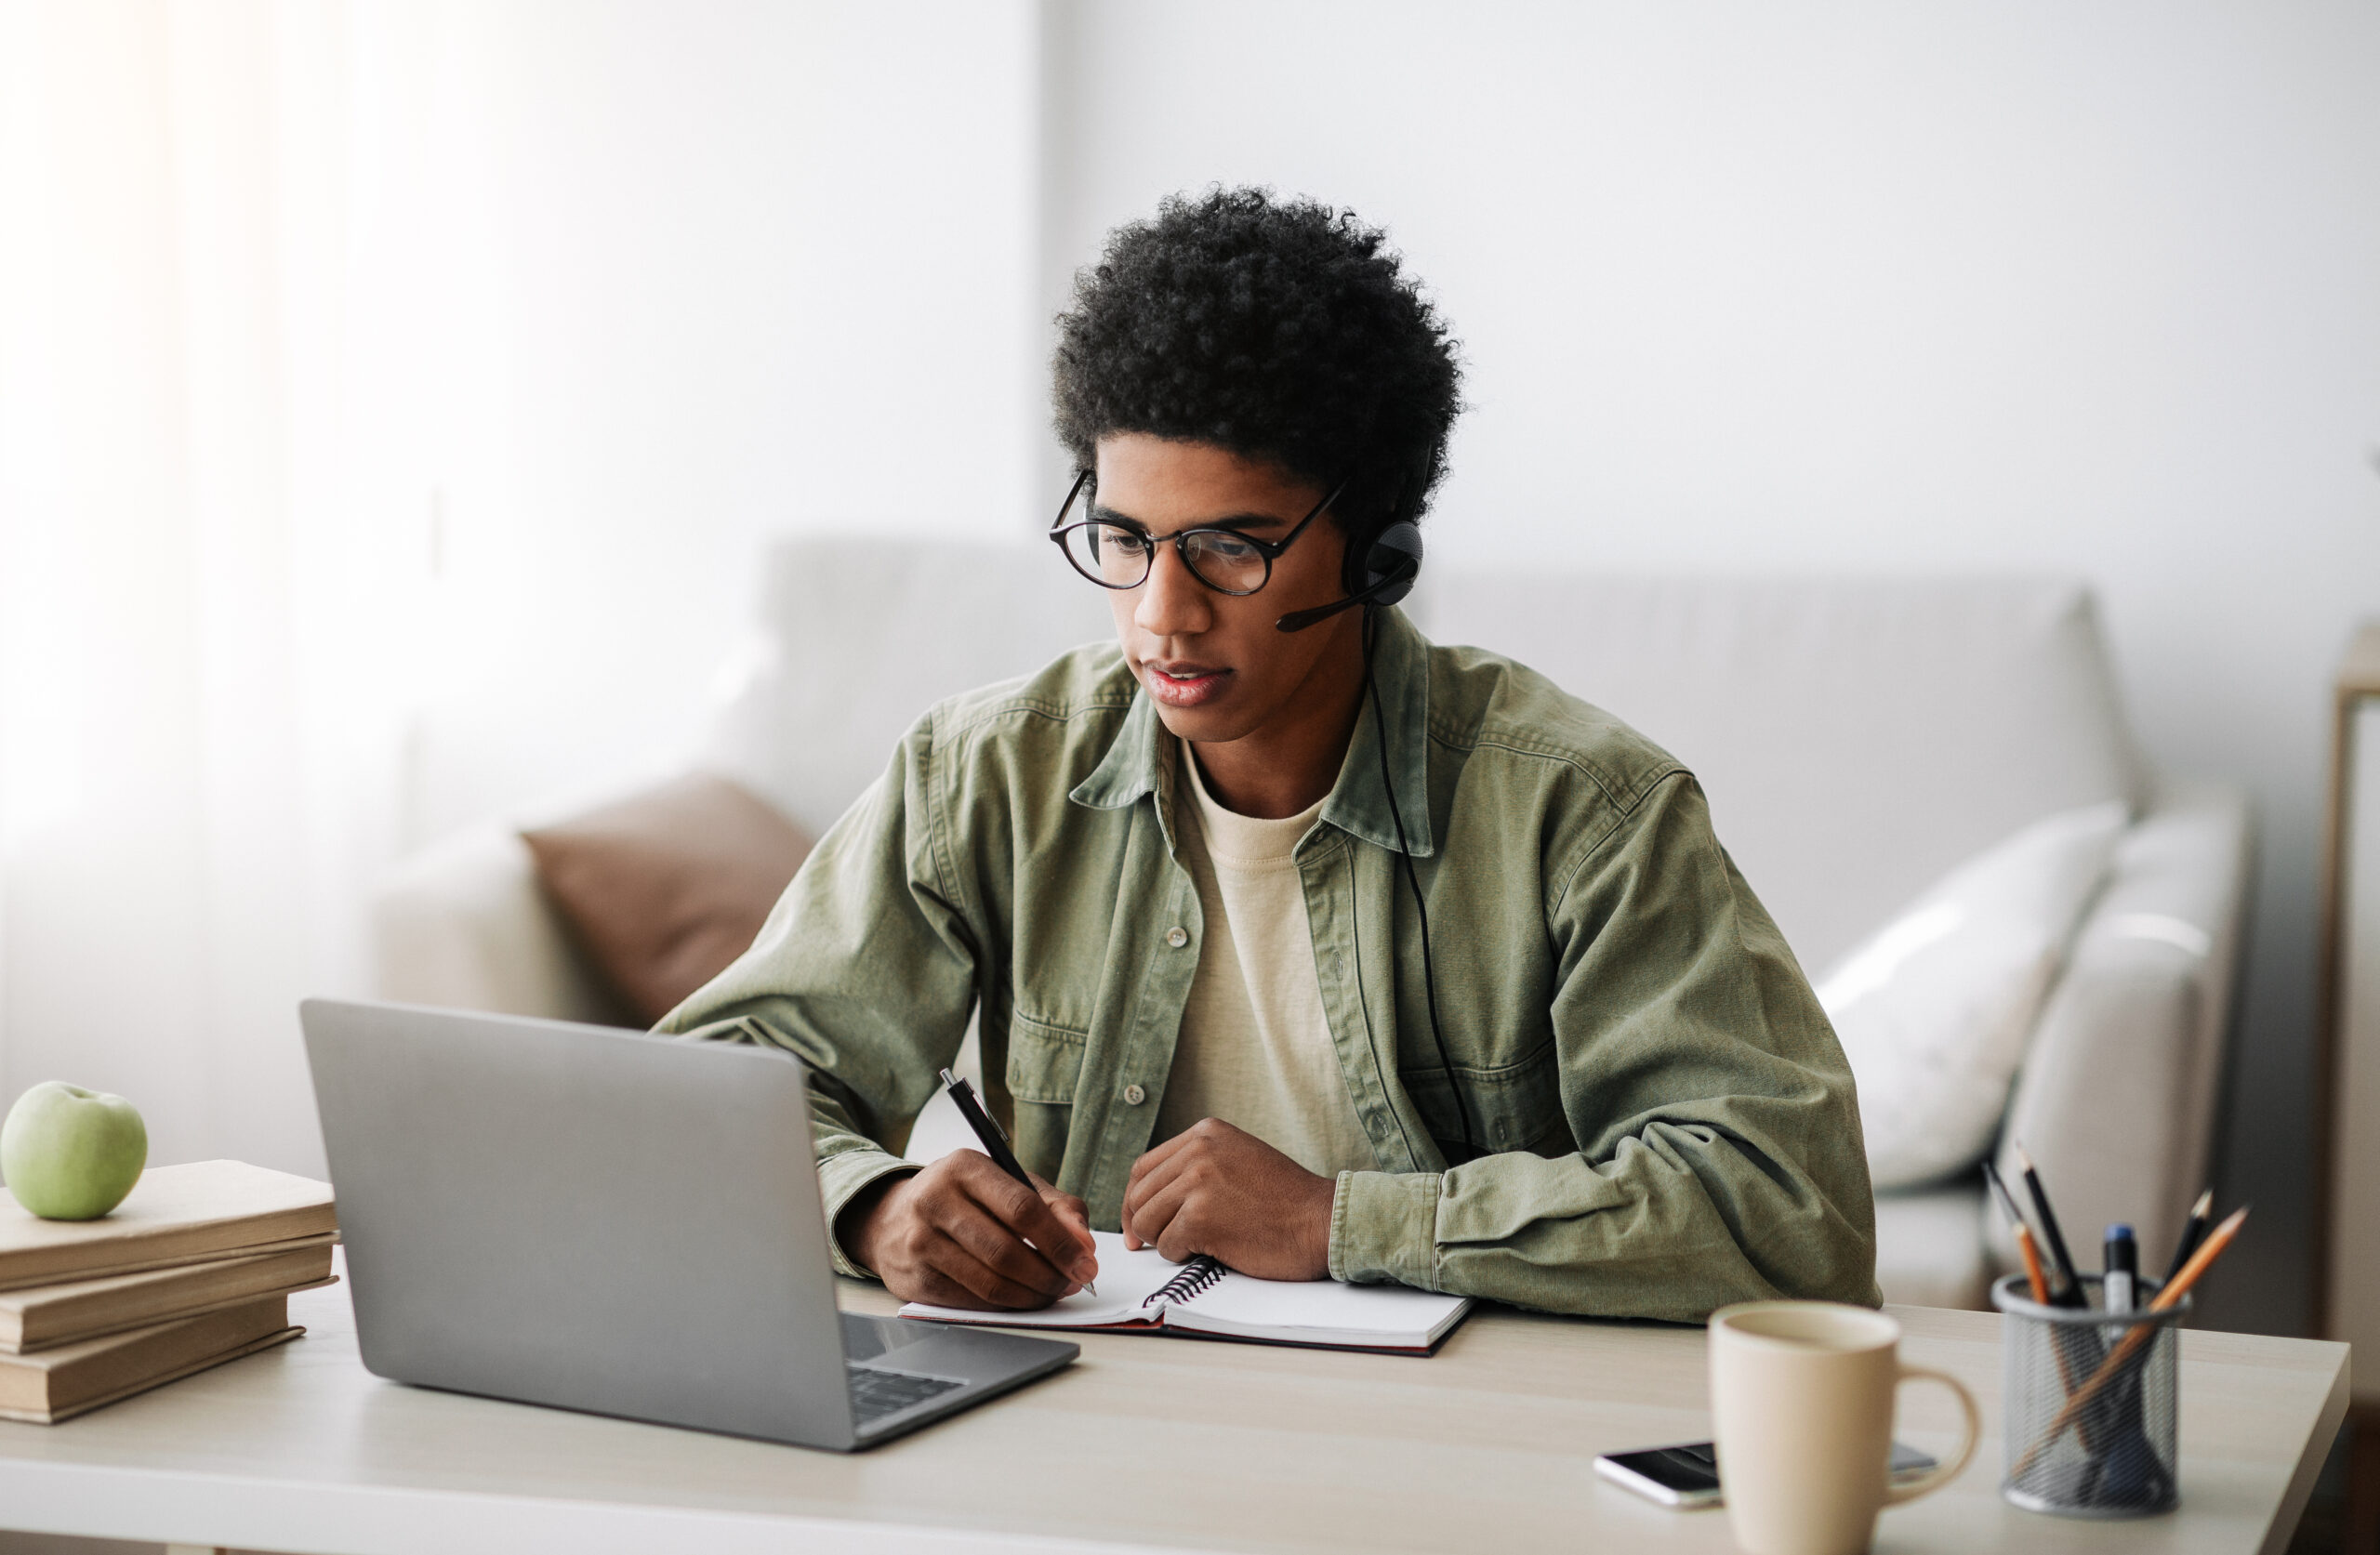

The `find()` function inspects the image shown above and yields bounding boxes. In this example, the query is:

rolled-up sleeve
[1329,773,1881,1321]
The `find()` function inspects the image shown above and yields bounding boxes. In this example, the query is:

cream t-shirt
[1155,744,1378,1177]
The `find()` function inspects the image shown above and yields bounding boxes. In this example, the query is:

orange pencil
[2010,1206,2250,1480]
[2014,1222,2050,1304]
[2147,1205,2248,1312]
[1986,1160,2089,1443]
[1983,1162,2052,1303]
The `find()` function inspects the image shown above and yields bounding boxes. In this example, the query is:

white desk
[0,1260,2347,1555]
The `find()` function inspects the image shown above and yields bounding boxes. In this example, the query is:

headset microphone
[1273,520,1424,633]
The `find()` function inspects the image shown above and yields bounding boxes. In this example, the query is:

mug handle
[1882,1364,1981,1505]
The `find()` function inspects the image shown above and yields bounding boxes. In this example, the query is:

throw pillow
[1817,799,2129,1191]
[521,773,813,1025]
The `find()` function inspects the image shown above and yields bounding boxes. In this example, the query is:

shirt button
[1124,1084,1147,1105]
[1166,927,1189,948]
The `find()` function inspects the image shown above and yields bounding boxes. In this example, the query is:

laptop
[299,998,1078,1451]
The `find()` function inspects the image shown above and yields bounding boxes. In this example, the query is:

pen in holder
[1991,1273,2188,1517]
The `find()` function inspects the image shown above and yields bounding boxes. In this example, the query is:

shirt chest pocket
[1414,1039,1572,1156]
[1003,1012,1089,1104]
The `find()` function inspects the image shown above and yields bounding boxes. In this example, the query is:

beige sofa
[373,541,2252,1309]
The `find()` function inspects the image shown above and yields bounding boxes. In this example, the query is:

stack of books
[0,1160,337,1423]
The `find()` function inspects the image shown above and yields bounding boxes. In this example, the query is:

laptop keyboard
[847,1362,965,1425]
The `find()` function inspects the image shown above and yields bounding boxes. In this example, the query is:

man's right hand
[841,1151,1100,1310]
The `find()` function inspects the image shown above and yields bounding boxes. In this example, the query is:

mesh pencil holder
[1991,1274,2188,1518]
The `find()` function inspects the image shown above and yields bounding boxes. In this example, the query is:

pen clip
[941,1068,1016,1150]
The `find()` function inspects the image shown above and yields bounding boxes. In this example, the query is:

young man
[663,189,1879,1321]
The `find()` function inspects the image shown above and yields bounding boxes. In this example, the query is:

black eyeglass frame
[1046,468,1349,597]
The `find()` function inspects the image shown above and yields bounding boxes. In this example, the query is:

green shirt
[659,607,1881,1321]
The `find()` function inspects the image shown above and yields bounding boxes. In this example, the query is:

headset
[1277,444,1477,1164]
[1271,452,1431,635]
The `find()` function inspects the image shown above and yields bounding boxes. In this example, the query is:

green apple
[1,1082,148,1220]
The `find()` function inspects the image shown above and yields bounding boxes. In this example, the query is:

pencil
[2162,1188,2215,1286]
[2015,1142,2083,1306]
[1982,1163,2051,1303]
[2150,1205,2248,1313]
[2014,1222,2050,1304]
[2009,1206,2250,1481]
[1986,1157,2099,1453]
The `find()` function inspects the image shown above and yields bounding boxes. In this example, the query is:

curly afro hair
[1051,187,1463,538]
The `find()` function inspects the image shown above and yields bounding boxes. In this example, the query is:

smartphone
[1593,1441,1940,1509]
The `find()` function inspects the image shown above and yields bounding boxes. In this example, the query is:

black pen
[938,1068,1095,1296]
[2014,1143,2086,1308]
[2163,1188,2215,1286]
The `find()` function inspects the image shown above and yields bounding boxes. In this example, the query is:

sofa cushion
[1417,574,2142,971]
[521,774,813,1023]
[1818,800,2129,1190]
[372,825,640,1027]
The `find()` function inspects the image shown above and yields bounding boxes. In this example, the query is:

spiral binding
[1142,1255,1227,1310]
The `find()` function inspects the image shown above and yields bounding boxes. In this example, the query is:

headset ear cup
[1364,521,1424,608]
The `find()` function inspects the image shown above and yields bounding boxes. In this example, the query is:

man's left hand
[1120,1117,1336,1279]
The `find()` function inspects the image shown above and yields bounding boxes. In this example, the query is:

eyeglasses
[1047,469,1345,597]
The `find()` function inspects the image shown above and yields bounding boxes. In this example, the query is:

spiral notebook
[897,1232,1472,1355]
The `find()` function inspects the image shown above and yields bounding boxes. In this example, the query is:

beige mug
[1709,1301,1980,1555]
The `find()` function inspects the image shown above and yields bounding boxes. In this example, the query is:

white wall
[1043,0,2380,1332]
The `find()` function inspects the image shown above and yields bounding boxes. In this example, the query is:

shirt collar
[1069,605,1435,859]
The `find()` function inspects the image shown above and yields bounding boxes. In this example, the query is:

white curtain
[0,0,1050,1178]
[0,0,467,1175]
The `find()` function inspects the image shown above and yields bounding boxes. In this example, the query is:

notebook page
[898,1232,1190,1328]
[1165,1270,1470,1349]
